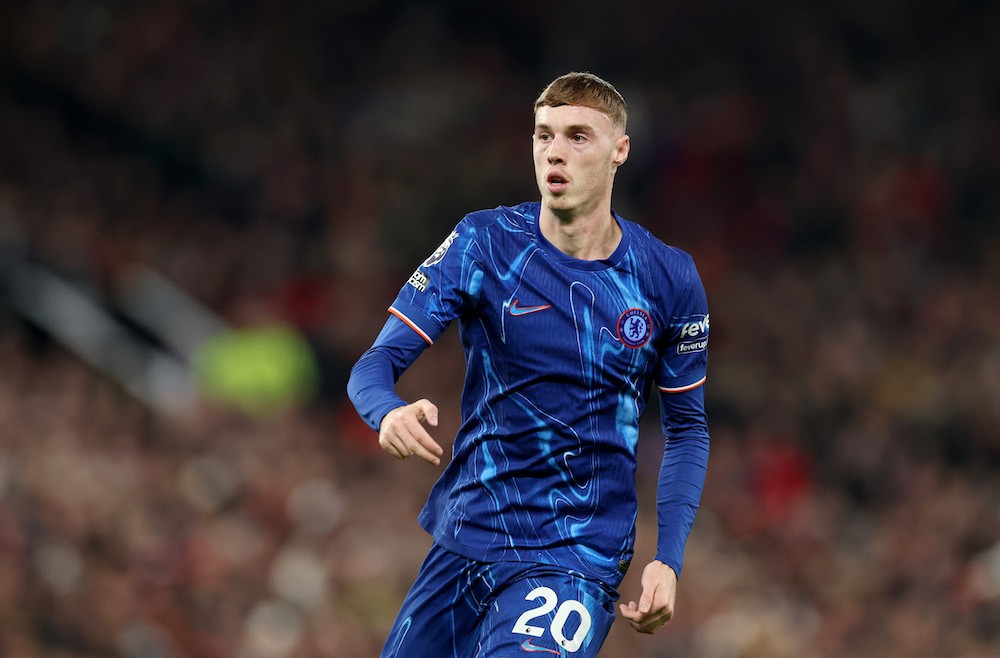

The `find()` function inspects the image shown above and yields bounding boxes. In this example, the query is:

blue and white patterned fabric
[353,201,710,586]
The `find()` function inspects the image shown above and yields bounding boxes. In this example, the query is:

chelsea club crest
[617,308,652,348]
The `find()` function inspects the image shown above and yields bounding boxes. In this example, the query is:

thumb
[638,582,657,614]
[639,592,652,614]
[414,399,439,426]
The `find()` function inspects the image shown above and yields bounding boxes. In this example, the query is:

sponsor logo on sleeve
[677,338,708,355]
[676,314,709,354]
[679,314,709,339]
[407,269,429,292]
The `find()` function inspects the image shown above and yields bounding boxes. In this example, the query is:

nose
[546,136,566,164]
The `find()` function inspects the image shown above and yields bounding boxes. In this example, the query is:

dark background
[1,1,997,656]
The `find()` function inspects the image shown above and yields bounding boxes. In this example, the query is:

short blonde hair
[534,72,628,133]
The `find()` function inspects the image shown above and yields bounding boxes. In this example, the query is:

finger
[402,417,443,464]
[647,615,671,633]
[626,618,654,635]
[638,614,670,635]
[622,603,667,634]
[378,404,440,463]
[379,418,416,459]
[378,407,410,457]
[408,438,441,465]
[399,430,441,465]
[379,434,406,459]
[413,399,439,427]
[406,400,443,458]
[619,601,642,622]
[630,611,664,634]
[638,584,657,614]
[407,416,443,457]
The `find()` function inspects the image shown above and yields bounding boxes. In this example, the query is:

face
[533,105,629,219]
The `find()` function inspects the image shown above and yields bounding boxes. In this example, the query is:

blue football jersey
[387,202,709,586]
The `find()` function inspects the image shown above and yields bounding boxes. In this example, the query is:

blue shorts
[381,543,618,657]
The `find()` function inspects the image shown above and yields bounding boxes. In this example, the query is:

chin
[543,194,573,210]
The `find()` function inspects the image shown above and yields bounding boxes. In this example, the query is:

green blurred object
[194,324,319,415]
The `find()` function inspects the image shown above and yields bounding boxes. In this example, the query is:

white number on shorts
[511,586,593,653]
[512,587,557,637]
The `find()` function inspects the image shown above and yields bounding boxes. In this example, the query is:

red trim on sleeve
[388,306,434,346]
[658,376,706,394]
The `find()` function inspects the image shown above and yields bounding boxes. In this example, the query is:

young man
[348,72,710,657]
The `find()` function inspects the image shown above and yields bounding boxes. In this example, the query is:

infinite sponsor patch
[407,269,429,292]
[617,308,652,348]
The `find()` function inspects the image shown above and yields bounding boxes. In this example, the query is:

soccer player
[347,72,710,657]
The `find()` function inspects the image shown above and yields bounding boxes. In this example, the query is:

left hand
[619,560,677,634]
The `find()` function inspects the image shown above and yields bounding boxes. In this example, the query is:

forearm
[347,349,408,430]
[655,435,709,576]
[654,385,710,577]
[347,316,429,431]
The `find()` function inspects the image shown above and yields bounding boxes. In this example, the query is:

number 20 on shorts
[511,586,593,652]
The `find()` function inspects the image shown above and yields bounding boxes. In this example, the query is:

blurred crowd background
[1,1,998,656]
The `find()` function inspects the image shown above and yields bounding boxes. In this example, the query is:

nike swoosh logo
[509,299,552,316]
[520,638,561,655]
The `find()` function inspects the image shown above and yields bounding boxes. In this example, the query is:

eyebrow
[534,123,597,134]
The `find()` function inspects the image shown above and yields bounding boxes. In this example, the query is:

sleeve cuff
[388,299,443,346]
[653,554,683,579]
[657,369,707,393]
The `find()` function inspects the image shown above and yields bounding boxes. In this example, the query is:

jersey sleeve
[654,383,710,577]
[652,252,711,577]
[347,315,430,431]
[656,254,710,393]
[387,218,484,345]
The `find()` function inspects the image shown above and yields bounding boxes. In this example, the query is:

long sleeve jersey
[348,202,710,587]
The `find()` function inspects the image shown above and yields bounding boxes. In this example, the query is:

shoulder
[430,203,536,267]
[454,203,540,251]
[462,202,539,231]
[620,217,699,280]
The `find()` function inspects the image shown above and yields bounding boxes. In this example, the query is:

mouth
[546,171,569,194]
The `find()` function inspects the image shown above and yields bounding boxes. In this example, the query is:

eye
[572,133,587,143]
[536,132,551,142]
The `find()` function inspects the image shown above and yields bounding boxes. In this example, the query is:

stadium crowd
[0,1,997,656]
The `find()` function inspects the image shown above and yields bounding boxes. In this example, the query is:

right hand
[378,399,443,466]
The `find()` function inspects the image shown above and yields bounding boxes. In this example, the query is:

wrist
[652,554,681,580]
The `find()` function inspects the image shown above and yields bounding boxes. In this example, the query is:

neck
[539,204,622,261]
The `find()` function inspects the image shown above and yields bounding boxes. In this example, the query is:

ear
[613,134,630,167]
